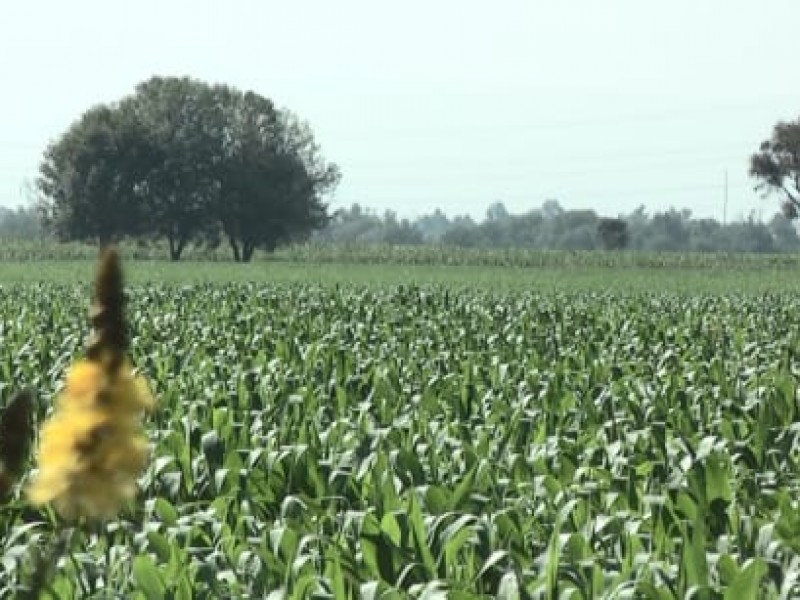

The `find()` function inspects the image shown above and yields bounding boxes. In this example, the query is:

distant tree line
[313,200,800,253]
[35,76,340,261]
[5,197,799,254]
[0,206,44,239]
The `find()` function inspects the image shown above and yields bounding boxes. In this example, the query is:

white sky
[1,0,798,222]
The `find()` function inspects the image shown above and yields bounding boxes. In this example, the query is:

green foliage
[216,94,339,261]
[1,279,799,596]
[750,116,800,218]
[125,76,227,259]
[36,103,151,245]
[35,75,339,261]
[5,251,800,299]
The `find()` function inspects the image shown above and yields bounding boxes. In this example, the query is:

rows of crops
[2,282,800,597]
[278,243,800,270]
[4,239,800,271]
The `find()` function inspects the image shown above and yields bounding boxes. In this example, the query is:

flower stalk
[27,247,156,520]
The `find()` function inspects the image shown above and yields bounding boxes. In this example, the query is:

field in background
[0,242,799,293]
[1,259,800,295]
[0,248,799,596]
[5,239,800,269]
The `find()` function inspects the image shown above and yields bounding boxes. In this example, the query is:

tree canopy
[596,218,629,250]
[36,76,340,261]
[750,117,800,220]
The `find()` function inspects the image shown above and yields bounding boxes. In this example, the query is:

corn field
[1,278,800,597]
[4,239,800,271]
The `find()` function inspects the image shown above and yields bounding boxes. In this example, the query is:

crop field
[1,260,800,597]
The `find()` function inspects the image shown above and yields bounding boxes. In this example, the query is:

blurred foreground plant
[21,247,156,596]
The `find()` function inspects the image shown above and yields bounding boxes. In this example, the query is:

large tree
[37,104,151,245]
[36,76,339,260]
[124,76,226,260]
[750,117,800,219]
[216,91,339,261]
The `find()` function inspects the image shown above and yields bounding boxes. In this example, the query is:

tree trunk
[167,234,184,261]
[228,236,241,262]
[242,242,256,263]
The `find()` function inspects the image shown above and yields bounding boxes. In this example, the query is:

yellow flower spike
[27,246,157,522]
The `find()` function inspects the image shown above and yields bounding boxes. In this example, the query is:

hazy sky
[1,1,798,222]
